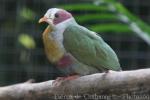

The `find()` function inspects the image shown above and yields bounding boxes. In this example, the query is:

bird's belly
[56,54,100,76]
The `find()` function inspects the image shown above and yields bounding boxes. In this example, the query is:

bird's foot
[104,70,109,73]
[52,77,65,86]
[104,70,116,74]
[65,75,80,80]
[52,75,80,86]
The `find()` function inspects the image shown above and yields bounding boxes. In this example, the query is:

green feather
[63,24,121,71]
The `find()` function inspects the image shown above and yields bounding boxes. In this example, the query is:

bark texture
[0,69,150,100]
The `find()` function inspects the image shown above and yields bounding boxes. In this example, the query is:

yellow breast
[42,25,64,63]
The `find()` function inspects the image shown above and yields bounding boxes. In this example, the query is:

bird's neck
[42,26,64,63]
[42,18,77,63]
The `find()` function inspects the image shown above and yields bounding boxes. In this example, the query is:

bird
[39,8,121,82]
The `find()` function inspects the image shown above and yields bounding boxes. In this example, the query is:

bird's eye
[54,13,59,18]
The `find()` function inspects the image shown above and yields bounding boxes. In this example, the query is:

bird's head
[39,8,72,29]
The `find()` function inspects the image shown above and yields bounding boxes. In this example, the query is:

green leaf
[18,34,36,49]
[59,4,109,11]
[115,3,150,34]
[20,7,36,21]
[89,23,131,33]
[75,13,117,23]
[113,2,150,45]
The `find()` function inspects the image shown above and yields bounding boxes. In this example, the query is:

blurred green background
[0,0,150,86]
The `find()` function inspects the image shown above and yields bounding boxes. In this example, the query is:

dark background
[0,0,150,86]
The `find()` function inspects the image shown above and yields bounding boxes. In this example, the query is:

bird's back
[63,24,121,71]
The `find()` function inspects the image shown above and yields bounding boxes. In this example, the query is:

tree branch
[0,69,150,100]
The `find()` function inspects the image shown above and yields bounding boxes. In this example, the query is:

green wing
[63,24,121,71]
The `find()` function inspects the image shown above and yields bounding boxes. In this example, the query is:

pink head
[39,8,72,26]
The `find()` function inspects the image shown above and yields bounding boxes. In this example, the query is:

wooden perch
[0,69,150,100]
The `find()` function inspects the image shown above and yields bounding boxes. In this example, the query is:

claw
[52,75,80,86]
